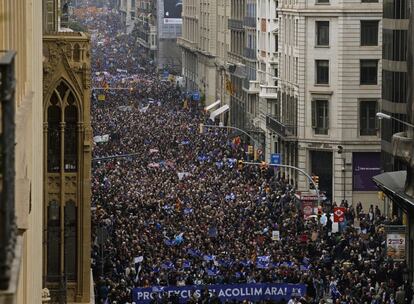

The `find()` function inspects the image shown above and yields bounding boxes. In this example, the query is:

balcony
[259,85,278,98]
[269,52,279,63]
[0,51,17,292]
[243,16,256,28]
[266,115,296,138]
[177,37,198,51]
[243,80,260,94]
[228,19,243,30]
[243,47,256,60]
[137,36,150,48]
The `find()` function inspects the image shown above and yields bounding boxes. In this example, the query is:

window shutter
[311,100,316,128]
[375,101,379,130]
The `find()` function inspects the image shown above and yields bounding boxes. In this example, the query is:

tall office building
[373,0,414,280]
[277,0,383,206]
[0,1,44,303]
[178,0,231,114]
[157,0,182,74]
[381,0,409,172]
[43,1,92,302]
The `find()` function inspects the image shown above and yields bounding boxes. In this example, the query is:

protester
[73,5,408,304]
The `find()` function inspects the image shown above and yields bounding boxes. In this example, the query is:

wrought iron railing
[228,19,243,30]
[266,115,296,138]
[243,47,256,60]
[243,16,256,28]
[0,50,16,290]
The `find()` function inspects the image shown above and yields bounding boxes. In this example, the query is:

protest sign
[177,172,191,180]
[385,225,406,261]
[93,134,109,143]
[333,207,346,223]
[302,201,313,220]
[133,283,306,304]
[271,230,280,241]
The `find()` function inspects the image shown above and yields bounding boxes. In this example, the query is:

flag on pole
[134,256,144,283]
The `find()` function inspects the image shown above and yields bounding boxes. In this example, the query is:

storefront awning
[373,171,414,210]
[204,100,221,112]
[210,104,229,121]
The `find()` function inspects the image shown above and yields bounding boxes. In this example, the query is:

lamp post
[376,112,414,128]
[242,161,322,206]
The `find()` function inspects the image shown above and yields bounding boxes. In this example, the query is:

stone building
[178,0,231,114]
[135,0,158,60]
[117,0,137,33]
[277,0,383,206]
[255,0,280,160]
[0,0,44,303]
[42,1,92,303]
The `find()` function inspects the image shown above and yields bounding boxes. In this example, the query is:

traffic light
[247,145,253,155]
[238,160,244,170]
[199,123,204,134]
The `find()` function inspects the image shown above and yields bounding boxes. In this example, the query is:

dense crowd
[73,6,412,304]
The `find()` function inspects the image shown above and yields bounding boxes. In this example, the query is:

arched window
[73,44,80,62]
[47,201,60,282]
[56,81,68,100]
[64,200,77,281]
[64,92,78,172]
[47,81,79,172]
[47,92,61,172]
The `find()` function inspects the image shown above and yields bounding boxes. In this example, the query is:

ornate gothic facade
[43,32,92,303]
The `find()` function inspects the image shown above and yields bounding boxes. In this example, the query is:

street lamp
[376,112,414,128]
[242,161,322,206]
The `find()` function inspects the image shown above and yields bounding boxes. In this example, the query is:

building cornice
[279,7,382,16]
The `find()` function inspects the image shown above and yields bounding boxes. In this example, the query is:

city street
[74,4,409,304]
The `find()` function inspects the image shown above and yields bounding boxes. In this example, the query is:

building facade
[373,0,414,280]
[157,0,182,74]
[228,0,250,129]
[43,1,92,303]
[178,0,231,113]
[242,0,262,143]
[381,0,409,172]
[118,0,137,33]
[256,0,280,159]
[135,0,158,60]
[0,1,44,304]
[277,0,383,206]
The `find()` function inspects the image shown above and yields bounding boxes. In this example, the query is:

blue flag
[183,260,191,269]
[256,256,270,269]
[162,261,175,270]
[203,255,215,262]
[207,267,220,276]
